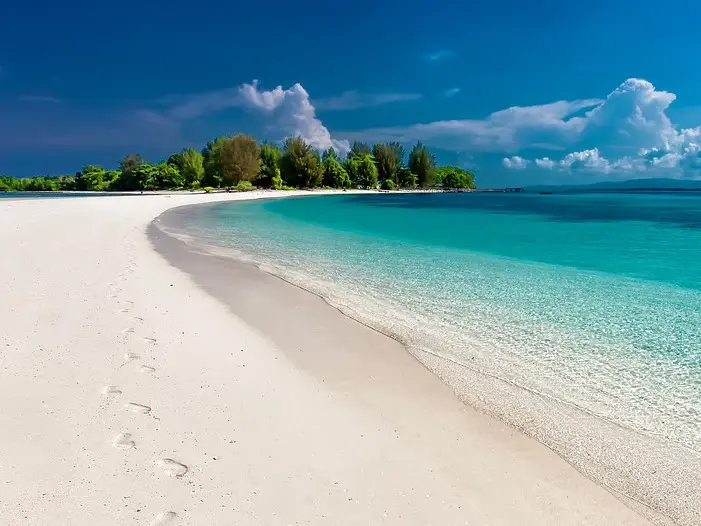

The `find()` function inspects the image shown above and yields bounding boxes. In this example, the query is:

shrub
[381,179,395,190]
[234,181,255,192]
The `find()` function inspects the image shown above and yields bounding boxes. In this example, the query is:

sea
[165,191,701,522]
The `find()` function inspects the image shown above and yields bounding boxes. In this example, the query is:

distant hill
[526,178,701,193]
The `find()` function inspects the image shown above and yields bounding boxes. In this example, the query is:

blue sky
[1,0,701,184]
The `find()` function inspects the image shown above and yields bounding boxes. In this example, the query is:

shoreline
[0,191,674,524]
[151,199,668,525]
[154,198,699,526]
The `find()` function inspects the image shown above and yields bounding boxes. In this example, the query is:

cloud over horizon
[4,75,701,180]
[499,79,701,178]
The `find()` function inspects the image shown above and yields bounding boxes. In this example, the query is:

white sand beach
[0,192,657,525]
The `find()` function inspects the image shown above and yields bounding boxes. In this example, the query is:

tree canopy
[322,149,351,189]
[168,148,205,188]
[257,143,282,189]
[372,142,404,185]
[1,133,476,193]
[280,136,323,188]
[216,134,260,185]
[408,142,436,188]
[436,166,476,189]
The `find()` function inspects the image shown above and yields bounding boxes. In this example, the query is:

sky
[1,0,701,185]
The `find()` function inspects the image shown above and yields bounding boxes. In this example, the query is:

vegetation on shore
[0,135,476,192]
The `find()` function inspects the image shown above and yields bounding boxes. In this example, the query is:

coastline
[152,200,668,524]
[155,198,700,526]
[0,191,666,524]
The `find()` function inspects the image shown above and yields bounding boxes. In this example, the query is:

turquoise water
[182,192,701,455]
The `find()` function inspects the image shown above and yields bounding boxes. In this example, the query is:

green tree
[256,143,282,188]
[113,153,146,190]
[348,141,371,159]
[322,151,351,188]
[397,167,417,188]
[408,142,436,188]
[280,136,323,188]
[436,166,476,189]
[372,142,404,185]
[0,177,14,191]
[202,139,225,187]
[75,165,108,191]
[129,163,158,190]
[154,163,185,188]
[346,153,378,189]
[168,148,204,188]
[219,134,260,186]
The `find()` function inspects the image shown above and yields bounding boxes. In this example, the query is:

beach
[0,192,659,525]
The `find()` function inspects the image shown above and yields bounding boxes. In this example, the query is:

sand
[0,191,657,525]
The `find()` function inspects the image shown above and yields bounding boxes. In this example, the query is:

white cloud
[343,97,601,152]
[535,157,556,169]
[160,80,349,154]
[502,156,528,169]
[444,88,461,98]
[560,148,612,172]
[313,91,421,111]
[238,81,349,154]
[412,77,701,178]
[528,149,644,175]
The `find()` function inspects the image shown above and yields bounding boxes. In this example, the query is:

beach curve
[0,191,661,525]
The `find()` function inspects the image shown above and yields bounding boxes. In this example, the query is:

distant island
[526,178,701,193]
[0,135,475,193]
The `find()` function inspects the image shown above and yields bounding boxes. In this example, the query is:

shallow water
[169,191,701,522]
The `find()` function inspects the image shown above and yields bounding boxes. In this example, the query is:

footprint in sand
[133,316,144,322]
[141,336,157,344]
[122,327,135,334]
[158,458,188,478]
[124,352,140,363]
[124,402,152,415]
[151,511,177,525]
[137,365,156,374]
[102,385,122,395]
[113,433,135,450]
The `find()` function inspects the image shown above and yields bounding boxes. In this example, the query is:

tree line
[0,135,476,192]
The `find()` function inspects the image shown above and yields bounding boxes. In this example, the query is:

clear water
[182,192,701,454]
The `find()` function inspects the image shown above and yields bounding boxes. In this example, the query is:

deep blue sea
[181,192,701,459]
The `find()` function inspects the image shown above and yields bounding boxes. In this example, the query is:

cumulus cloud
[532,148,624,174]
[502,156,528,169]
[440,77,701,178]
[160,80,349,154]
[313,91,421,111]
[343,97,601,151]
[238,81,349,153]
